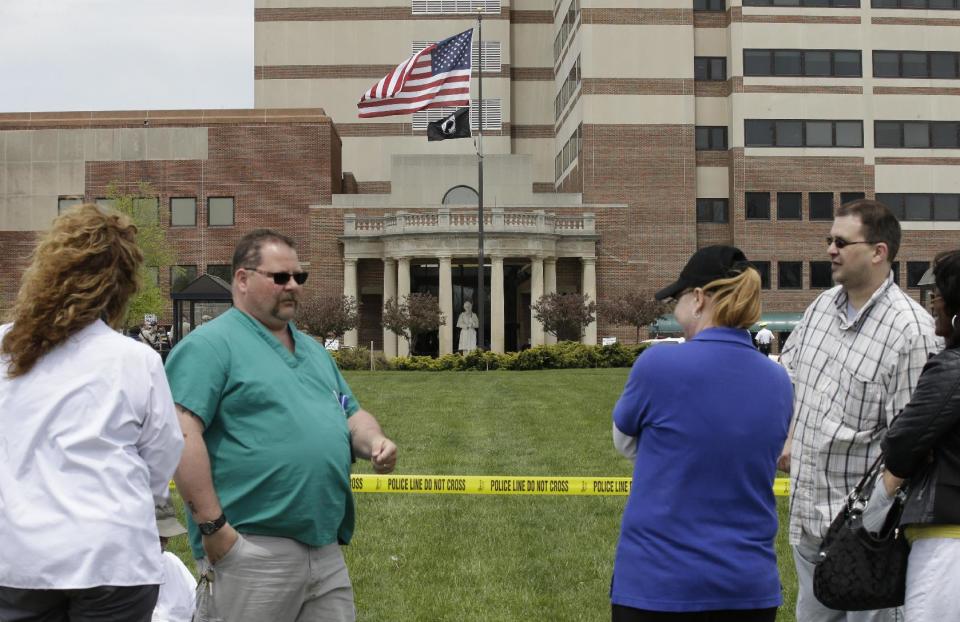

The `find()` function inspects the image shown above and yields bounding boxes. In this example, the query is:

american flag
[357,29,473,118]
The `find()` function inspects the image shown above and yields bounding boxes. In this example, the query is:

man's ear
[873,241,890,265]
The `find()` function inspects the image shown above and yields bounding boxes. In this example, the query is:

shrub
[333,346,389,371]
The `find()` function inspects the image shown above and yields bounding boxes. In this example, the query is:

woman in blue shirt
[611,246,793,622]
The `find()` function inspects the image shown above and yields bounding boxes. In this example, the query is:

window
[170,265,198,293]
[58,196,82,214]
[878,193,960,221]
[810,261,833,288]
[171,197,197,227]
[553,0,580,62]
[743,50,862,77]
[411,0,500,14]
[746,192,771,219]
[753,261,772,289]
[443,185,479,205]
[134,197,159,225]
[809,192,834,220]
[873,51,960,79]
[696,126,728,150]
[206,264,233,283]
[778,192,802,219]
[744,120,864,147]
[874,121,960,149]
[748,0,859,5]
[555,123,583,182]
[553,56,581,120]
[907,262,930,288]
[779,262,803,289]
[694,57,727,81]
[208,197,234,227]
[840,192,865,205]
[697,198,729,223]
[872,0,959,7]
[413,99,503,131]
[694,0,725,10]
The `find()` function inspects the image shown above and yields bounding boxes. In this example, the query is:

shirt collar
[691,326,755,348]
[831,271,895,329]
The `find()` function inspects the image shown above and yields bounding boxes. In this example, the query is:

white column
[491,255,505,353]
[343,258,358,348]
[531,256,545,347]
[382,258,397,358]
[582,256,597,345]
[543,257,557,345]
[397,257,411,357]
[439,255,453,355]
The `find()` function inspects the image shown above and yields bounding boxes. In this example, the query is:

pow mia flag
[427,107,471,141]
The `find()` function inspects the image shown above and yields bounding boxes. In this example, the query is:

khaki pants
[196,534,354,622]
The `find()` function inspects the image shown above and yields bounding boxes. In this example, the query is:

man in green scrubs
[167,229,397,622]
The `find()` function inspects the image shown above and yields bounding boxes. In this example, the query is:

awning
[649,312,803,335]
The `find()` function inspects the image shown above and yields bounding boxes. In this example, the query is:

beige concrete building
[3,0,960,355]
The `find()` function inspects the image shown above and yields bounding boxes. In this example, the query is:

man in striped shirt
[779,200,939,622]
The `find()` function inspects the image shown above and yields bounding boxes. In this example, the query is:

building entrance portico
[340,208,599,355]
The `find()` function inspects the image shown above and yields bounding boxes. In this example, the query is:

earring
[694,310,701,319]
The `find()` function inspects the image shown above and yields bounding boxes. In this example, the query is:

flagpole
[476,10,486,352]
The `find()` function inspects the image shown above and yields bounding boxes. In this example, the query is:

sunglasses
[826,236,876,250]
[246,267,309,285]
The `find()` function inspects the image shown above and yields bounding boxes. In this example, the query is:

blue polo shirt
[611,327,792,612]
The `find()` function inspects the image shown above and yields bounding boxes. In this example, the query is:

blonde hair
[702,267,762,329]
[2,204,143,378]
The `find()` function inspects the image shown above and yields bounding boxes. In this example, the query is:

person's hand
[370,437,398,474]
[777,448,791,473]
[202,523,239,565]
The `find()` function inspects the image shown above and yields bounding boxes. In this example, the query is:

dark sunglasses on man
[826,236,876,250]
[245,267,309,285]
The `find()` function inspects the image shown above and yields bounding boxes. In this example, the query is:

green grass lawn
[170,369,798,621]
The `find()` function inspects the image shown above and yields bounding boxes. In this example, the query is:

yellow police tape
[348,475,792,497]
[173,477,790,496]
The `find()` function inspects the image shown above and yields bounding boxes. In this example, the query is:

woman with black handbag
[878,249,960,618]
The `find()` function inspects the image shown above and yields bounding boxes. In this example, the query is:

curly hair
[2,204,143,378]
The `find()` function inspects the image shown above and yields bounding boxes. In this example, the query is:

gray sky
[0,0,254,113]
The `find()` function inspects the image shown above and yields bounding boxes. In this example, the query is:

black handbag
[812,454,910,611]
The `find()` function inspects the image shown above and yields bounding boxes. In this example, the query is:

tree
[531,292,597,341]
[600,291,672,343]
[298,295,359,339]
[382,293,445,354]
[106,182,177,327]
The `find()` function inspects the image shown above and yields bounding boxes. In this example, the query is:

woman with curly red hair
[0,204,183,621]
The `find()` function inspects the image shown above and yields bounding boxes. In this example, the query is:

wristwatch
[197,513,227,536]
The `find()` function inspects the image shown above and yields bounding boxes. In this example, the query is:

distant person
[140,317,162,350]
[200,314,212,326]
[866,251,960,619]
[166,229,397,622]
[0,204,183,621]
[180,314,192,339]
[779,199,939,621]
[755,322,774,356]
[324,331,341,351]
[153,502,197,622]
[611,246,792,621]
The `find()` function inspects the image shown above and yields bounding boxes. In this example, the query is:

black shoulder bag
[812,454,910,611]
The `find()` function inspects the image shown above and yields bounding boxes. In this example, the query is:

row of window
[874,51,960,79]
[748,260,925,290]
[698,121,960,150]
[744,49,861,77]
[411,41,501,73]
[58,196,235,227]
[554,123,583,182]
[411,99,502,131]
[698,192,960,223]
[719,0,960,8]
[554,56,581,121]
[553,0,580,64]
[876,121,960,149]
[746,120,863,148]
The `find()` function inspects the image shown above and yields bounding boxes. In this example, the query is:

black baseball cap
[655,245,751,301]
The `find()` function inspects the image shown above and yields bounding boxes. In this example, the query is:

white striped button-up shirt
[780,275,939,544]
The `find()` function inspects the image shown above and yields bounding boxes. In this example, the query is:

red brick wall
[0,232,39,319]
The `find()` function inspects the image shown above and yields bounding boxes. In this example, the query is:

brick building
[3,0,960,355]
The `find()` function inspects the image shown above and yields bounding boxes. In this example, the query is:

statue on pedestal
[457,301,479,352]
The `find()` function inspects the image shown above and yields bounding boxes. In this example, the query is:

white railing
[343,208,595,236]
